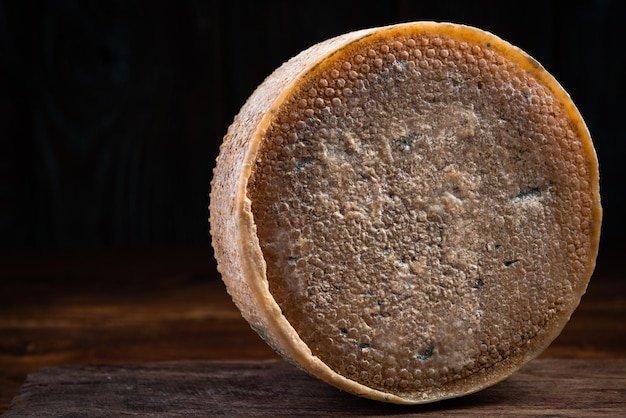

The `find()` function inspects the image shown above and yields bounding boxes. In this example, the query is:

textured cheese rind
[209,26,408,403]
[209,22,601,404]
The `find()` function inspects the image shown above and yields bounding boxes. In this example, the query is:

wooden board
[6,359,626,417]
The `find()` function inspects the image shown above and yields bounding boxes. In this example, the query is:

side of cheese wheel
[209,22,601,404]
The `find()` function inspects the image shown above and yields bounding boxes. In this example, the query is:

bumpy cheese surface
[210,22,601,404]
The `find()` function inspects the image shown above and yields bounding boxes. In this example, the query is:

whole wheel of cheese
[209,22,601,404]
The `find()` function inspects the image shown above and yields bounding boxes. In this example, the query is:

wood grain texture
[5,359,626,417]
[0,248,277,414]
[1,245,624,413]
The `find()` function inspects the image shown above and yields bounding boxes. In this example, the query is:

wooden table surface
[1,242,625,414]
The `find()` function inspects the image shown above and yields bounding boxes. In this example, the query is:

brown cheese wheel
[209,22,601,404]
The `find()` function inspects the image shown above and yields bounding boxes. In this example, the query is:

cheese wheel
[209,22,601,404]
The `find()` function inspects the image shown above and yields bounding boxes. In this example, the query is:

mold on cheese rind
[210,22,601,404]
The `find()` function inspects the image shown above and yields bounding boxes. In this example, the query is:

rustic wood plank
[0,248,278,414]
[1,246,625,413]
[5,359,626,417]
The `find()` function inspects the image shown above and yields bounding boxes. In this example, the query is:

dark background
[1,0,624,249]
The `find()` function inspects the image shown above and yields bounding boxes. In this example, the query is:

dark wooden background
[1,1,625,413]
[0,0,624,249]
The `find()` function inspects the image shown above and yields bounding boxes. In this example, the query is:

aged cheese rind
[209,22,601,404]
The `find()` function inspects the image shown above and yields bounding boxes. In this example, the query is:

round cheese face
[209,22,601,404]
